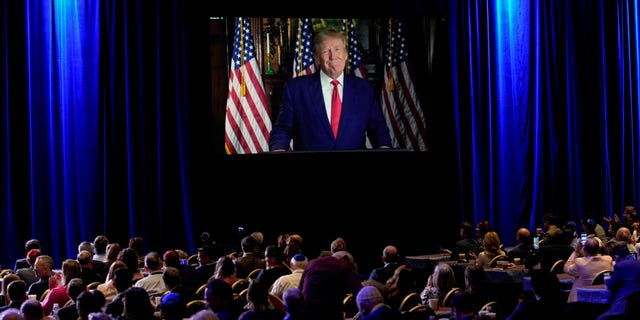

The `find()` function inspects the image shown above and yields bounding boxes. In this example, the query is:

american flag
[380,19,428,151]
[224,17,272,154]
[292,18,315,78]
[343,19,366,79]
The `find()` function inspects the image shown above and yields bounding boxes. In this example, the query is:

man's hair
[7,280,27,301]
[93,235,109,254]
[312,29,346,54]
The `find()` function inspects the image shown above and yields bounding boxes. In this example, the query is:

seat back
[247,268,263,279]
[399,292,421,312]
[185,300,207,317]
[488,255,508,268]
[343,293,358,319]
[591,270,610,285]
[442,287,462,307]
[268,293,286,311]
[479,301,503,320]
[550,259,566,274]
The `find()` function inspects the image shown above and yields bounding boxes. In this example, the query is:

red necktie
[330,79,341,138]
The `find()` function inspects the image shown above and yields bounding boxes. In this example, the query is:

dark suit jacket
[269,72,392,151]
[602,259,640,317]
[368,262,399,284]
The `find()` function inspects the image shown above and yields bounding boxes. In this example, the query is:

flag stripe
[225,17,272,154]
[380,19,428,151]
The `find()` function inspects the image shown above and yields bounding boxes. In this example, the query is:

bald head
[516,228,531,243]
[382,245,399,263]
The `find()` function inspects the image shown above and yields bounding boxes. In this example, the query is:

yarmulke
[292,254,306,261]
[356,286,383,305]
[27,249,41,259]
[160,292,182,308]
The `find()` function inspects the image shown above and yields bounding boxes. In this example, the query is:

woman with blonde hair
[473,231,506,268]
[41,259,81,315]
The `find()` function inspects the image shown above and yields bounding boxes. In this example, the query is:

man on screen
[269,29,392,152]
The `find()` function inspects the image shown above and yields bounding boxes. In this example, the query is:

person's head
[26,249,41,267]
[250,232,264,247]
[460,221,475,238]
[78,241,95,255]
[240,236,257,254]
[33,255,53,279]
[7,279,27,302]
[20,299,43,320]
[332,250,357,273]
[76,290,105,320]
[24,239,40,253]
[61,259,81,285]
[143,251,162,271]
[93,235,109,255]
[189,309,218,320]
[330,238,347,254]
[482,231,502,253]
[158,292,185,320]
[105,243,122,263]
[612,244,632,263]
[516,228,531,244]
[464,263,486,290]
[282,287,303,315]
[204,278,233,312]
[197,245,216,266]
[432,262,455,292]
[105,260,126,282]
[450,292,476,319]
[583,218,598,235]
[127,237,144,255]
[616,227,633,243]
[66,278,86,301]
[214,255,237,279]
[476,221,492,239]
[2,273,21,303]
[382,245,399,264]
[122,287,154,319]
[118,247,140,272]
[162,267,181,290]
[584,237,601,256]
[290,254,308,271]
[0,308,25,320]
[312,29,347,79]
[355,286,384,316]
[543,213,557,227]
[264,245,282,267]
[77,250,94,267]
[163,250,181,268]
[245,278,270,312]
[113,267,133,293]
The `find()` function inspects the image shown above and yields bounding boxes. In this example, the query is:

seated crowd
[1,210,640,320]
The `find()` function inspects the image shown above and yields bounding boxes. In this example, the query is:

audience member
[158,292,186,320]
[526,229,573,271]
[104,266,134,318]
[462,263,491,308]
[27,255,53,301]
[445,221,480,261]
[189,309,219,320]
[539,213,561,246]
[299,250,362,320]
[2,273,21,306]
[476,221,493,253]
[163,250,201,295]
[0,308,25,320]
[235,236,266,279]
[118,248,144,284]
[250,232,266,260]
[367,245,401,286]
[77,250,105,285]
[20,299,44,320]
[420,262,455,306]
[283,235,304,266]
[76,290,106,320]
[255,245,291,290]
[41,259,82,315]
[239,278,285,320]
[105,243,122,268]
[92,235,109,264]
[564,237,612,304]
[507,228,533,264]
[596,244,640,320]
[162,267,196,305]
[14,239,40,271]
[15,249,41,287]
[450,292,477,320]
[96,260,126,303]
[505,269,566,320]
[119,286,155,320]
[56,278,85,320]
[196,245,218,283]
[355,285,401,320]
[0,280,27,312]
[127,236,146,269]
[474,231,506,268]
[134,251,166,299]
[282,288,304,320]
[203,279,243,320]
[213,255,239,286]
[270,254,307,299]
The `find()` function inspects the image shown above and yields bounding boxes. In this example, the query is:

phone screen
[580,233,587,245]
[533,236,539,250]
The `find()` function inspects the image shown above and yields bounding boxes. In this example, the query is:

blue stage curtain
[0,0,215,267]
[448,0,640,240]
